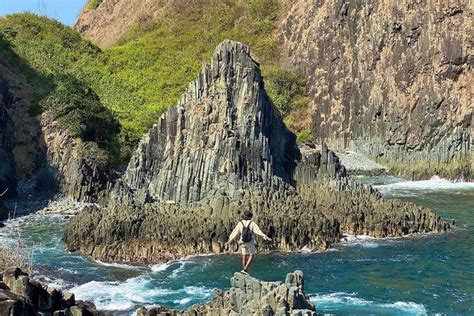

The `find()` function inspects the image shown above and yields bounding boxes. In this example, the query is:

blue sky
[0,0,87,26]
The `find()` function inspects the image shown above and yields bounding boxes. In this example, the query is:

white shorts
[241,242,256,255]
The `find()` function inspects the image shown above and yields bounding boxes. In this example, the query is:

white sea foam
[71,275,215,312]
[340,234,380,248]
[151,261,173,272]
[95,260,144,270]
[312,292,427,315]
[374,176,474,194]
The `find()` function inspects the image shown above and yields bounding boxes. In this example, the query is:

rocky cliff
[0,76,16,198]
[137,271,316,316]
[0,61,113,204]
[75,0,168,47]
[122,40,299,205]
[0,267,101,315]
[279,0,473,180]
[75,0,472,181]
[64,41,451,264]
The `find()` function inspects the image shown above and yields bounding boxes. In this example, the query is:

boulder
[1,268,102,315]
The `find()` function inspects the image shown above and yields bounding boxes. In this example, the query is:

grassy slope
[0,1,311,160]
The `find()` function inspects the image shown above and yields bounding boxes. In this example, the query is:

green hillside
[0,1,310,161]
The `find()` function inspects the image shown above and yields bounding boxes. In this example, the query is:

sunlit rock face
[123,40,300,204]
[280,0,472,180]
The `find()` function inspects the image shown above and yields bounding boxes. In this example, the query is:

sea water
[0,176,473,315]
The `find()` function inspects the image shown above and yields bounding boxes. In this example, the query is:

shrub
[297,130,313,144]
[264,67,309,118]
[43,75,121,154]
[88,0,102,10]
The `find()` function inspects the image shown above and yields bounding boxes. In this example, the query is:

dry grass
[0,202,33,274]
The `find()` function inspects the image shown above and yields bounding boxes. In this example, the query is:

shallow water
[0,176,473,315]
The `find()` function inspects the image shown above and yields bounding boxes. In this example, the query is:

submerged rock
[64,40,451,264]
[0,267,102,315]
[137,271,316,316]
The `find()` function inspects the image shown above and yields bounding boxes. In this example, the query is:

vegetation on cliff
[0,17,122,160]
[0,1,311,159]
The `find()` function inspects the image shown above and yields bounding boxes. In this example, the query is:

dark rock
[1,268,103,315]
[138,271,316,315]
[0,78,17,197]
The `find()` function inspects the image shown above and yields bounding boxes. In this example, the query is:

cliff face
[138,271,316,316]
[123,41,300,204]
[39,112,113,202]
[75,0,168,47]
[0,76,16,197]
[279,0,473,180]
[0,62,111,203]
[64,41,451,264]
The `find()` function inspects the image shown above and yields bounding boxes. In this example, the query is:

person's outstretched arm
[251,222,272,241]
[226,222,242,244]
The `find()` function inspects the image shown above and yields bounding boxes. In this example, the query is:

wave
[95,260,144,270]
[374,176,474,194]
[70,275,215,312]
[340,234,380,248]
[312,292,427,315]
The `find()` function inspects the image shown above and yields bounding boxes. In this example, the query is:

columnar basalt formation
[64,41,451,264]
[279,0,473,180]
[123,40,300,204]
[137,271,316,316]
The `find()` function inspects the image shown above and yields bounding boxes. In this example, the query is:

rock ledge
[138,270,316,316]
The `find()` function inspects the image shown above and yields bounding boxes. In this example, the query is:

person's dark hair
[241,210,253,220]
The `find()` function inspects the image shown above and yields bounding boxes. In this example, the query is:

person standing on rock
[225,210,272,275]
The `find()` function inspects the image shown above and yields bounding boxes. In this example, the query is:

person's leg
[242,254,248,270]
[243,255,254,271]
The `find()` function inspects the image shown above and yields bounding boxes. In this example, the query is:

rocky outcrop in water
[64,41,451,264]
[280,0,472,180]
[0,267,101,315]
[137,271,316,316]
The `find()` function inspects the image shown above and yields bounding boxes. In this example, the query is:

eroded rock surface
[280,0,473,180]
[0,267,101,315]
[137,271,316,316]
[122,40,299,205]
[75,0,168,47]
[64,41,451,264]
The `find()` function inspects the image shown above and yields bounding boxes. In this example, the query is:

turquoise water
[0,177,473,315]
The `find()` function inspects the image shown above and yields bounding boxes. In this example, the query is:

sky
[0,0,87,26]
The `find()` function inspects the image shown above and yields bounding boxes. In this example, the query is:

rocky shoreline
[63,41,452,265]
[137,271,316,316]
[0,267,101,315]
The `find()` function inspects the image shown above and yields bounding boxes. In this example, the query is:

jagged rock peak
[123,40,300,204]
